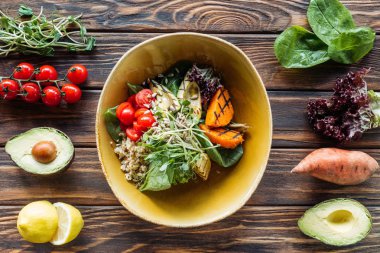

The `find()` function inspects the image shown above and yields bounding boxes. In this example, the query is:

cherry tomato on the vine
[116,102,135,126]
[42,86,62,107]
[137,114,156,130]
[135,89,153,108]
[66,64,88,85]
[61,83,82,104]
[0,79,19,100]
[126,127,142,142]
[13,62,35,80]
[127,94,138,109]
[134,108,150,119]
[21,83,40,103]
[35,65,58,86]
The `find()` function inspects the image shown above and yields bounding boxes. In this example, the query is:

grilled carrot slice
[205,87,234,127]
[199,124,243,149]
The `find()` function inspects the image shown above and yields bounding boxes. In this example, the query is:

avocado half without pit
[5,127,74,175]
[298,198,372,246]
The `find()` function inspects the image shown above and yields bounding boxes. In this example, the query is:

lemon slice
[49,202,84,245]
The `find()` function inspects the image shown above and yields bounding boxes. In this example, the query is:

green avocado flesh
[5,127,74,175]
[298,198,372,246]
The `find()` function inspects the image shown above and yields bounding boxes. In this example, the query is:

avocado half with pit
[5,127,74,175]
[298,198,372,246]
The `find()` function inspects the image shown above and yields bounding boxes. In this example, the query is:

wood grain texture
[2,148,380,206]
[1,205,380,253]
[0,0,379,33]
[2,91,380,148]
[0,33,378,91]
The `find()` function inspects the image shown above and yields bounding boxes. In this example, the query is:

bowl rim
[95,32,273,227]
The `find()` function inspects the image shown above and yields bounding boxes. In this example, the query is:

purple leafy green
[186,65,222,109]
[307,68,380,142]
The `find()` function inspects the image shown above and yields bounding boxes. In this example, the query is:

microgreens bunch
[140,101,218,188]
[0,5,95,56]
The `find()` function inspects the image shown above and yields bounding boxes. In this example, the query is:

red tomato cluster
[0,63,88,107]
[117,89,156,142]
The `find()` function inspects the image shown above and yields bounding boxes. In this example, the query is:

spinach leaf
[195,129,244,167]
[139,162,172,192]
[127,82,143,95]
[217,145,244,168]
[158,61,192,95]
[307,0,355,46]
[327,27,376,64]
[104,106,122,143]
[274,26,330,68]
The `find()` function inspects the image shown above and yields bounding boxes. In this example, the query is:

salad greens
[104,106,122,143]
[274,0,375,68]
[307,0,355,45]
[274,26,330,68]
[104,62,246,192]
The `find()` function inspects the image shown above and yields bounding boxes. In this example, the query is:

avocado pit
[32,141,57,164]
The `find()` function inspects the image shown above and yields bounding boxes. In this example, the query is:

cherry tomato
[61,83,82,104]
[35,65,58,86]
[117,102,135,126]
[133,121,145,133]
[127,94,138,108]
[21,83,40,103]
[134,108,150,119]
[66,64,88,85]
[137,114,156,130]
[126,127,142,142]
[116,102,132,119]
[13,62,35,80]
[135,89,153,108]
[42,86,62,107]
[0,79,19,100]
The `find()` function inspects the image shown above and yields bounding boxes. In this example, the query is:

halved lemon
[49,202,84,245]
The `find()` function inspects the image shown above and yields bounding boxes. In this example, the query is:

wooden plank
[0,33,378,91]
[2,91,380,148]
[2,148,380,206]
[1,205,379,252]
[0,0,379,33]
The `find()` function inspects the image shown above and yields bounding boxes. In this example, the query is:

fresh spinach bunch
[274,0,375,68]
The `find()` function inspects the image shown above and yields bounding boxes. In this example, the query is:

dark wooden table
[1,1,380,252]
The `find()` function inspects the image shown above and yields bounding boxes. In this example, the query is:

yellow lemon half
[17,200,58,243]
[49,202,84,245]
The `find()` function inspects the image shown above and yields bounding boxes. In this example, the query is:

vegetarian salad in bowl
[105,61,247,191]
[96,33,271,227]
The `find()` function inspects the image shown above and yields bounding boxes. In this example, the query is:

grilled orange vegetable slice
[205,87,234,127]
[199,124,243,149]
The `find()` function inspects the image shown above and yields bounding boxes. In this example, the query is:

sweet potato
[199,124,243,149]
[291,148,379,185]
[205,87,234,127]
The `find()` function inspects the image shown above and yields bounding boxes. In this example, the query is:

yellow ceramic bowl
[96,33,272,227]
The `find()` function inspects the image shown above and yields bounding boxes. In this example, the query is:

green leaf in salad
[194,128,244,168]
[157,60,192,95]
[140,161,172,191]
[274,26,330,68]
[327,27,376,64]
[127,82,143,95]
[104,106,122,143]
[307,0,356,46]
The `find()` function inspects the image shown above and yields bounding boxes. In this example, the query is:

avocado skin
[5,127,75,176]
[298,198,372,247]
